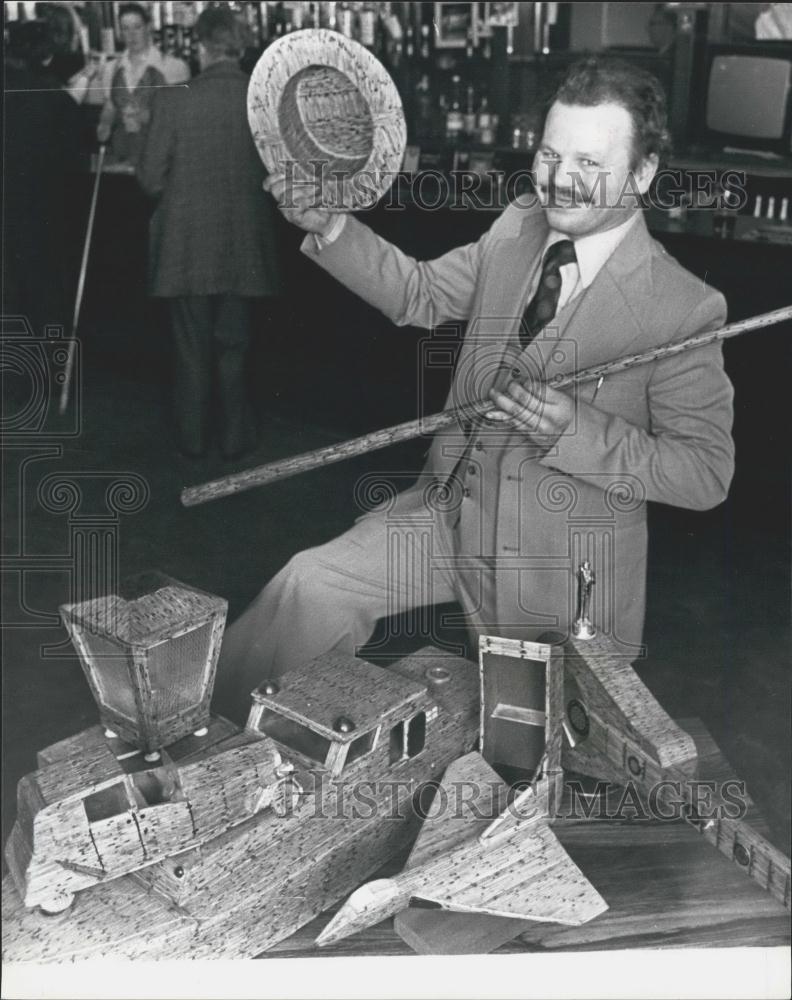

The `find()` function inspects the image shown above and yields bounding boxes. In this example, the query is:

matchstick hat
[248,28,406,210]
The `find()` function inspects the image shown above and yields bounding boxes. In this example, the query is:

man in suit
[137,7,281,459]
[216,57,734,714]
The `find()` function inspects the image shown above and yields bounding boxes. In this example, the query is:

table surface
[262,718,791,957]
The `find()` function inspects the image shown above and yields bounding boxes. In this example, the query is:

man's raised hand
[263,173,339,237]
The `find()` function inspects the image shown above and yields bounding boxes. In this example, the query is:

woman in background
[97,2,189,166]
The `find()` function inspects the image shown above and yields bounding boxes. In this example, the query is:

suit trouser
[169,294,252,455]
[213,503,486,722]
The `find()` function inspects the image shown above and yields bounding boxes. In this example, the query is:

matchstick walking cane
[59,144,106,415]
[181,304,792,507]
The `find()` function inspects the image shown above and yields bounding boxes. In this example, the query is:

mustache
[539,181,589,206]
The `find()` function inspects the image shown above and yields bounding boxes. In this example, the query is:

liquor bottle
[465,23,475,60]
[290,2,304,32]
[477,93,495,146]
[415,73,433,141]
[381,6,403,69]
[272,3,287,37]
[358,2,376,49]
[464,83,476,137]
[245,3,261,46]
[151,2,163,51]
[162,2,177,55]
[446,75,464,144]
[323,1,338,30]
[338,2,354,37]
[404,19,414,59]
[420,23,431,61]
[258,2,270,43]
[181,21,195,68]
[172,3,184,60]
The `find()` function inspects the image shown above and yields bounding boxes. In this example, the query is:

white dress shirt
[539,211,641,313]
[104,45,190,95]
[314,212,348,250]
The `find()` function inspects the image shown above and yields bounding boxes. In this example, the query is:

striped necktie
[519,239,577,349]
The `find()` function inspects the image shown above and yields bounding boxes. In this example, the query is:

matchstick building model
[60,572,227,756]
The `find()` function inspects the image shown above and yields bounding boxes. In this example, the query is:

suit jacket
[302,200,735,652]
[137,61,281,298]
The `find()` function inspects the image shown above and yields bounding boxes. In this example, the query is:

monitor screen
[706,54,791,140]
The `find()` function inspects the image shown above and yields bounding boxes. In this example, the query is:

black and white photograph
[2,3,791,998]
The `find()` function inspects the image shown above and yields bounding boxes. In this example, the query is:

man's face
[533,101,657,238]
[120,13,149,55]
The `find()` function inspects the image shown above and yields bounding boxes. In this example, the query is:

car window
[83,782,130,822]
[256,707,332,764]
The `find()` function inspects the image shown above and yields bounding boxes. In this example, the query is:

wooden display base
[269,719,790,957]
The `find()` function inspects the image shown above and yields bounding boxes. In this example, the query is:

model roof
[62,585,225,644]
[252,651,428,741]
[35,729,124,805]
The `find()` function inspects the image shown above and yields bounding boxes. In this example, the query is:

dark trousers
[169,294,253,456]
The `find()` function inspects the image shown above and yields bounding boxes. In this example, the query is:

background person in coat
[137,6,281,459]
[216,58,735,717]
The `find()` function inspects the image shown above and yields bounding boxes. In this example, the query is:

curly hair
[553,56,672,168]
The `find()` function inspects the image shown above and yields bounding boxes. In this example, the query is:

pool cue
[59,144,106,415]
[181,303,792,508]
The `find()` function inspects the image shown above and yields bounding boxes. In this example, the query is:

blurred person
[137,6,282,459]
[97,2,189,166]
[36,2,85,86]
[755,3,792,39]
[4,20,82,336]
[647,5,676,55]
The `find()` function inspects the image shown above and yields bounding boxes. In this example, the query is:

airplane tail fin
[316,878,409,947]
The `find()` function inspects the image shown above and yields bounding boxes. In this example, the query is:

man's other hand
[263,174,339,237]
[486,381,574,447]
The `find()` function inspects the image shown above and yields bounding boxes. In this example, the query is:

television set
[701,43,792,156]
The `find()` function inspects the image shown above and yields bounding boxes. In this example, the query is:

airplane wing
[317,753,607,947]
[413,817,608,925]
[405,752,607,926]
[405,752,512,868]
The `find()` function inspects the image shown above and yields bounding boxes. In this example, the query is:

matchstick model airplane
[317,751,608,947]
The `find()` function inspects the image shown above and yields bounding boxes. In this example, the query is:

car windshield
[255,707,332,764]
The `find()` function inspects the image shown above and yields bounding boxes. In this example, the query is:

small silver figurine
[572,559,596,640]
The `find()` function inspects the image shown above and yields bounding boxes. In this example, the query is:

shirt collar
[119,45,164,77]
[545,211,642,289]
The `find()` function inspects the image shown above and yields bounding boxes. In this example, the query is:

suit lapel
[526,212,657,384]
[460,206,549,404]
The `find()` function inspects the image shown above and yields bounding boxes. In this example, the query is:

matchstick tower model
[60,572,227,757]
